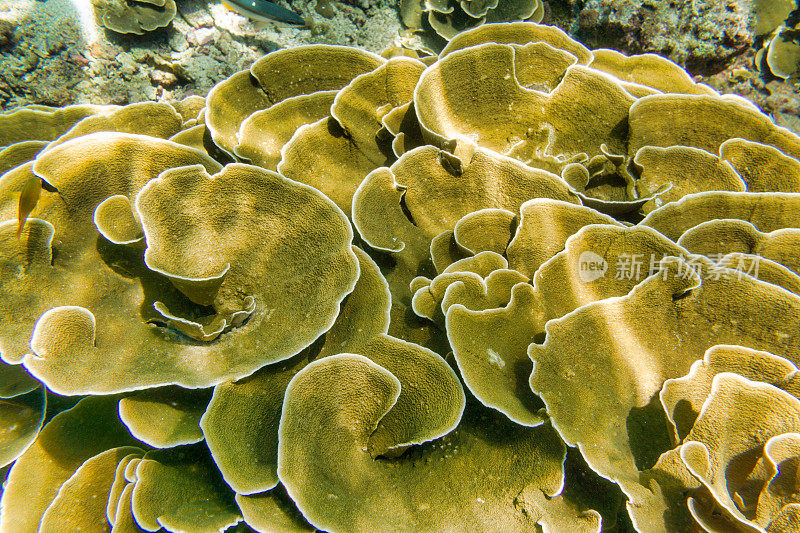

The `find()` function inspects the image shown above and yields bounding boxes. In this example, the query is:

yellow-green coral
[401,0,544,40]
[3,21,800,533]
[91,0,177,35]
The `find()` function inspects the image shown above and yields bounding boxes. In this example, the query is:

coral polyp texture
[2,21,800,533]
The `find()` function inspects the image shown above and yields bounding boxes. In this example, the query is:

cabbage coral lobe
[2,21,800,533]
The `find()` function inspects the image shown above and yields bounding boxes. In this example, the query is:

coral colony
[1,20,800,533]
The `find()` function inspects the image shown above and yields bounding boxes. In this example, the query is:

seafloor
[0,0,403,107]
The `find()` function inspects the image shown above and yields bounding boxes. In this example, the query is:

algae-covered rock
[572,0,754,72]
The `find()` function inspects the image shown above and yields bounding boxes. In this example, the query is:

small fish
[17,176,41,238]
[221,0,305,26]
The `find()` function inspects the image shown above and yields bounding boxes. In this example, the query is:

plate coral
[1,21,800,533]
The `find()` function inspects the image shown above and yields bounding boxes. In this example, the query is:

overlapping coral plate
[1,22,800,533]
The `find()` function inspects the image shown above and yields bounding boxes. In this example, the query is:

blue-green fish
[222,0,305,25]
